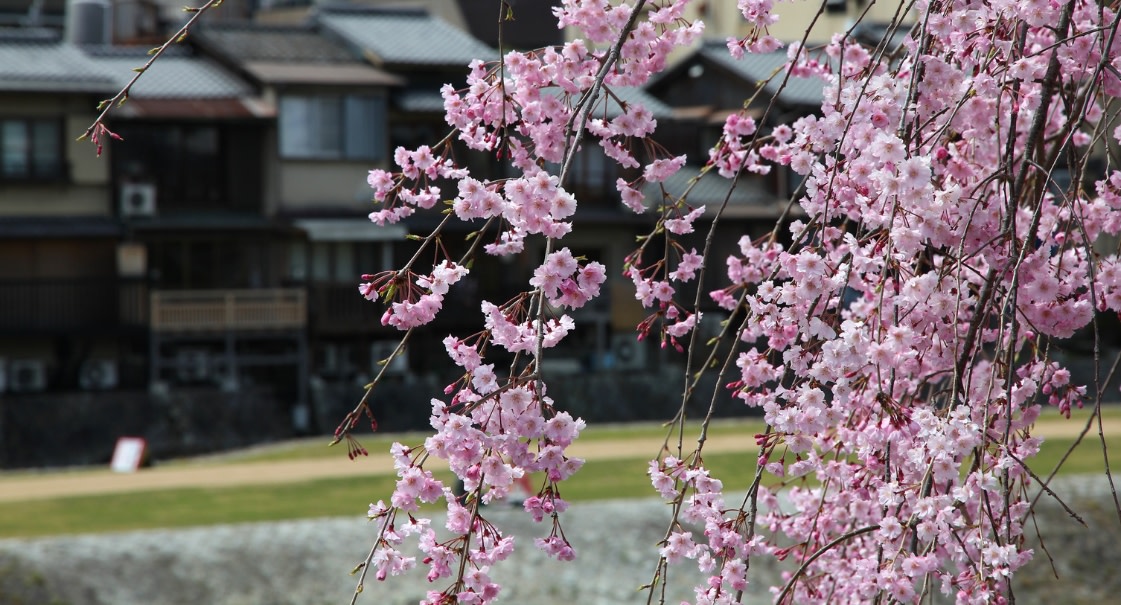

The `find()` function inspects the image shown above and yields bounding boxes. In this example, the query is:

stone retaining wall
[0,477,1116,605]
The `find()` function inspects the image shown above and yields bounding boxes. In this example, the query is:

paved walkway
[1,413,1116,503]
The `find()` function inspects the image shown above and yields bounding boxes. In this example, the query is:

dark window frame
[278,93,387,161]
[111,121,264,212]
[305,240,385,284]
[0,117,66,183]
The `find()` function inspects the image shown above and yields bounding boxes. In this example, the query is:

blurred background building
[0,0,894,467]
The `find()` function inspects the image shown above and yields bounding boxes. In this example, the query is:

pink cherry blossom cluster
[440,0,702,232]
[625,253,703,351]
[480,299,576,354]
[621,207,711,351]
[359,260,469,330]
[726,0,783,57]
[631,0,1121,603]
[93,0,1121,600]
[530,247,607,310]
[367,145,468,226]
[350,18,707,599]
[648,455,767,604]
[339,0,1121,603]
[361,344,587,603]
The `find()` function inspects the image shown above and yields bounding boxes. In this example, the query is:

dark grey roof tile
[84,48,253,99]
[700,45,827,109]
[0,39,115,92]
[244,61,402,86]
[607,87,673,119]
[642,165,784,217]
[195,23,360,64]
[319,7,495,68]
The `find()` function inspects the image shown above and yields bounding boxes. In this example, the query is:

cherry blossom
[332,0,1121,603]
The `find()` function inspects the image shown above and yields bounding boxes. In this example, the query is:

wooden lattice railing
[150,289,306,332]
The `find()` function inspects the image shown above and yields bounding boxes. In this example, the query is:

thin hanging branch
[77,0,225,155]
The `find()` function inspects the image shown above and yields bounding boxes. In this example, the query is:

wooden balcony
[0,279,147,333]
[150,289,306,333]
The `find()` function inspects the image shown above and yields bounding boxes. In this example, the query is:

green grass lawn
[0,408,1110,538]
[0,475,401,538]
[187,417,769,465]
[0,427,1116,539]
[168,407,1104,466]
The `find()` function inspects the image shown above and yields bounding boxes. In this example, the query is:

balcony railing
[0,279,147,333]
[150,289,306,333]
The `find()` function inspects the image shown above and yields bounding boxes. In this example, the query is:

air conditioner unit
[119,183,157,218]
[371,341,408,375]
[79,359,118,390]
[175,349,211,383]
[9,359,48,393]
[610,334,647,371]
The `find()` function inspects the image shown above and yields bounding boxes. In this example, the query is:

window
[546,139,617,202]
[150,238,273,289]
[1,118,63,181]
[279,94,386,160]
[307,241,384,283]
[569,144,610,190]
[114,123,262,210]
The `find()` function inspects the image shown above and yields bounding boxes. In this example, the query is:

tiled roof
[113,98,267,119]
[397,85,673,118]
[243,61,403,86]
[700,45,827,109]
[0,26,58,42]
[852,20,914,53]
[642,165,786,218]
[600,86,673,119]
[194,23,360,64]
[83,47,254,99]
[193,22,402,87]
[395,88,446,113]
[0,38,115,93]
[319,6,495,68]
[534,86,674,120]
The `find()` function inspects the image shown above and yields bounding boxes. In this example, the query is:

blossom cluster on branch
[334,0,1121,604]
